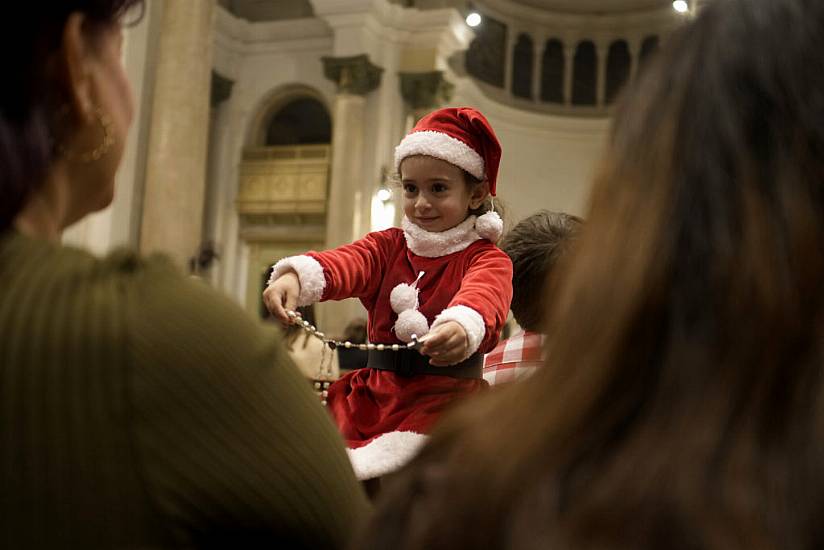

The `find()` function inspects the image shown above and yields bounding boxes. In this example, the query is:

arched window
[512,34,534,99]
[605,40,631,105]
[541,39,564,104]
[465,14,507,88]
[572,40,597,106]
[639,35,660,67]
[265,97,331,146]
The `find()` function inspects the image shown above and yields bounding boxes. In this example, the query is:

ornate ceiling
[220,0,672,22]
[218,0,314,22]
[507,0,667,14]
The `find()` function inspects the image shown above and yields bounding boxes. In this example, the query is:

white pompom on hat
[475,210,503,243]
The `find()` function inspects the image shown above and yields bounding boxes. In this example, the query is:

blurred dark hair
[361,0,824,548]
[0,0,144,233]
[500,210,582,331]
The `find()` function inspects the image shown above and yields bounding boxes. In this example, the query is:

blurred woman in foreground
[359,0,824,548]
[0,1,367,547]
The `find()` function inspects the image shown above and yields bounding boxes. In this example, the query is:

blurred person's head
[1,1,143,237]
[500,210,582,332]
[364,0,824,548]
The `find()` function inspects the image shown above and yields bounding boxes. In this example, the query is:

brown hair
[500,210,582,331]
[360,0,824,548]
[463,171,495,217]
[0,0,144,232]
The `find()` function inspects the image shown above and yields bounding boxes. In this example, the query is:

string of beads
[285,309,421,406]
[285,309,421,352]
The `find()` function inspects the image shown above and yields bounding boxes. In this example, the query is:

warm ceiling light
[672,0,689,13]
[466,12,482,27]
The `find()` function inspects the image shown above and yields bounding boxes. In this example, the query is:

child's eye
[403,184,417,194]
[432,183,448,193]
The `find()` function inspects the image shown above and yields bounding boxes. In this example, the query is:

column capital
[399,71,454,111]
[322,54,383,95]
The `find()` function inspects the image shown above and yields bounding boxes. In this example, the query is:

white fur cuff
[431,304,486,360]
[268,255,325,306]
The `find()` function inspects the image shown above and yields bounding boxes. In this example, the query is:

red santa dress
[270,214,513,479]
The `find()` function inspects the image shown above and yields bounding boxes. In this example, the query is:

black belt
[366,348,482,379]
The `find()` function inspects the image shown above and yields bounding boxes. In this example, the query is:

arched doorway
[264,97,332,145]
[237,91,332,318]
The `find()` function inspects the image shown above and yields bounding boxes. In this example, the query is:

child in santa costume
[263,107,513,480]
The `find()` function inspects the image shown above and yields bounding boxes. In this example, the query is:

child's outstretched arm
[424,246,513,365]
[262,230,395,321]
[263,271,300,324]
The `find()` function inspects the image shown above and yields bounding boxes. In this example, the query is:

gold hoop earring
[59,105,115,163]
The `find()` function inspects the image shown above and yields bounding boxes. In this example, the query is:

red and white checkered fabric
[482,330,545,386]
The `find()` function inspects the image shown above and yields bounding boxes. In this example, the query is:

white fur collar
[402,215,482,258]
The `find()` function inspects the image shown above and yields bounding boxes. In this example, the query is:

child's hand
[262,271,301,324]
[420,321,469,366]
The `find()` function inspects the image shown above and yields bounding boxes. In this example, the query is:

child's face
[400,155,488,233]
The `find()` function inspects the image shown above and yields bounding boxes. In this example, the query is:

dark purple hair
[0,0,144,232]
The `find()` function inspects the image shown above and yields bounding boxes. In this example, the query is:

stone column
[628,38,641,83]
[596,42,608,108]
[320,55,383,335]
[399,71,454,127]
[563,44,575,106]
[504,27,517,96]
[322,55,383,249]
[199,71,234,284]
[531,36,544,102]
[139,0,215,270]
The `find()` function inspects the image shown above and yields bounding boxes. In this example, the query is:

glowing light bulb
[466,12,482,27]
[377,188,392,202]
[672,0,689,13]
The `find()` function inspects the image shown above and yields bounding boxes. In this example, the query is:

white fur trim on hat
[347,431,429,480]
[431,304,486,360]
[402,215,482,258]
[395,130,485,179]
[268,255,325,306]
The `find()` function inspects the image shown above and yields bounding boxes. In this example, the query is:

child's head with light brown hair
[500,210,582,332]
[394,107,504,241]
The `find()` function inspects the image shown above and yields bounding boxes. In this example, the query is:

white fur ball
[394,309,429,342]
[390,283,418,314]
[475,211,504,243]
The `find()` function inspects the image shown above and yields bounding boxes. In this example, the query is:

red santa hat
[394,107,502,196]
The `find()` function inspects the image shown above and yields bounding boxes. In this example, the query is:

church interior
[62,0,697,337]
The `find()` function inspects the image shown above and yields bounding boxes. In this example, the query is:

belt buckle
[396,350,415,377]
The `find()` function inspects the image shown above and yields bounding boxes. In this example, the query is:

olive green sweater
[0,232,369,548]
